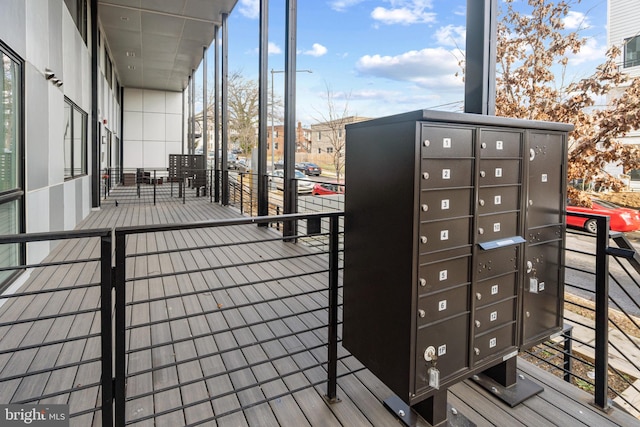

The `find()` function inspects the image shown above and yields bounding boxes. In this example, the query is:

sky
[197,0,610,126]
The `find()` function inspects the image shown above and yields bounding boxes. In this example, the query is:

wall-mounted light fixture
[44,68,63,87]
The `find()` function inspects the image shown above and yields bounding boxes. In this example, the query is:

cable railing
[522,214,640,416]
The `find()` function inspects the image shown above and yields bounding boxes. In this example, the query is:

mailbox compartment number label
[438,300,447,311]
[443,138,451,148]
[495,168,502,178]
[493,223,501,233]
[439,270,448,281]
[494,195,502,205]
[442,169,451,179]
[440,230,449,240]
[491,284,499,295]
[489,337,497,348]
[496,140,503,150]
[490,311,498,322]
[441,199,450,210]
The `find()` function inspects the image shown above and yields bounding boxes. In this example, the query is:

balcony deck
[0,194,638,426]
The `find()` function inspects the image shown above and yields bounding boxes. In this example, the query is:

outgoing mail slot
[478,159,521,186]
[421,126,474,158]
[415,313,469,395]
[475,272,518,308]
[421,159,474,188]
[420,217,472,253]
[479,130,522,158]
[473,297,516,334]
[477,245,518,281]
[418,255,470,294]
[420,188,473,220]
[477,212,519,243]
[417,284,469,325]
[477,186,520,214]
[473,322,516,364]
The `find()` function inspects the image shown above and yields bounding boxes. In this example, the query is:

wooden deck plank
[3,199,640,426]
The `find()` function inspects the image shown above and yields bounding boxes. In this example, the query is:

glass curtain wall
[0,44,23,289]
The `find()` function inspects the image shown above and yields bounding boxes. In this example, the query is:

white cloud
[371,0,437,25]
[304,43,328,57]
[355,47,463,90]
[238,0,259,19]
[563,11,591,30]
[269,42,282,55]
[329,0,365,12]
[568,37,605,66]
[434,25,466,48]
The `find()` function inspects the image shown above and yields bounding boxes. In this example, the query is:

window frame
[64,97,88,180]
[0,40,25,291]
[624,35,640,68]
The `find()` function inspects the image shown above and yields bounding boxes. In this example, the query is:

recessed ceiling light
[127,65,136,70]
[120,16,129,21]
[126,51,136,57]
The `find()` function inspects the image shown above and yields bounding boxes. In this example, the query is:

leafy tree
[495,0,640,205]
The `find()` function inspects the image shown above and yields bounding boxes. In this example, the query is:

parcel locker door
[521,241,563,346]
[527,131,565,228]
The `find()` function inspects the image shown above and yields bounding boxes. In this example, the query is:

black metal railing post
[100,234,113,427]
[240,173,244,213]
[594,215,610,410]
[114,231,127,426]
[325,214,339,402]
[563,324,573,383]
[153,170,157,206]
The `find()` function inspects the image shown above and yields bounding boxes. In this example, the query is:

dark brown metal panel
[421,159,475,188]
[473,297,516,334]
[418,284,470,325]
[415,314,470,396]
[343,119,419,402]
[526,132,565,228]
[478,159,521,186]
[527,224,562,244]
[479,130,522,158]
[475,272,518,308]
[477,212,519,243]
[477,186,520,214]
[476,245,519,281]
[418,254,471,294]
[419,217,472,253]
[473,322,516,364]
[521,240,563,346]
[421,125,474,158]
[420,188,473,220]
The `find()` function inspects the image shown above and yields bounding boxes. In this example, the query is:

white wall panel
[144,90,167,113]
[144,113,167,141]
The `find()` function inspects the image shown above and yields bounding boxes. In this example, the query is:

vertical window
[64,98,87,179]
[105,55,113,89]
[327,147,334,154]
[0,42,23,289]
[624,36,640,68]
[318,131,322,140]
[64,0,87,44]
[338,129,343,138]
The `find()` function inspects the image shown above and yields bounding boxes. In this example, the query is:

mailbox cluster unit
[343,110,571,423]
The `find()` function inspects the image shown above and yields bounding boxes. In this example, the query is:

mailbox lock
[479,199,485,207]
[476,293,482,300]
[478,228,484,235]
[424,140,431,147]
[480,171,486,178]
[475,320,481,328]
[418,309,426,318]
[526,260,533,273]
[481,142,487,149]
[422,172,430,180]
[420,236,428,244]
[421,204,429,212]
[474,348,480,356]
[424,346,436,362]
[529,148,536,161]
[419,278,426,287]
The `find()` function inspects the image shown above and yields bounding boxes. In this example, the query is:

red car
[566,199,640,233]
[312,182,345,196]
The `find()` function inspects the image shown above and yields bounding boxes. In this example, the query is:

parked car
[566,199,640,233]
[295,162,322,176]
[312,182,344,196]
[273,160,284,170]
[269,170,314,194]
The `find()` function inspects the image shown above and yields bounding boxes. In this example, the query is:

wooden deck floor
[0,197,638,426]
